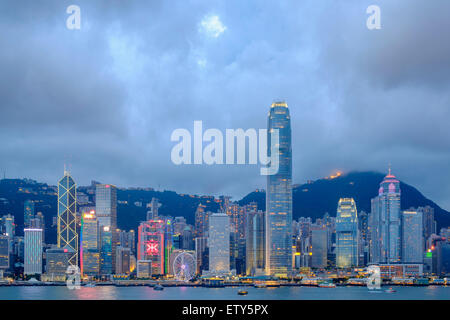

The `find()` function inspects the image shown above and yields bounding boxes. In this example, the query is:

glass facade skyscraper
[80,210,100,276]
[336,198,358,268]
[369,169,401,264]
[96,184,117,273]
[57,170,78,267]
[265,101,292,277]
[245,209,265,275]
[24,228,43,275]
[402,209,423,263]
[208,213,230,274]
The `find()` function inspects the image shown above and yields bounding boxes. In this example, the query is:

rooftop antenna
[388,162,392,176]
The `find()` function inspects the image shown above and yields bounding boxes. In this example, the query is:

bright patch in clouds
[199,14,227,38]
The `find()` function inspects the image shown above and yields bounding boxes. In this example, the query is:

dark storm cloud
[0,0,449,210]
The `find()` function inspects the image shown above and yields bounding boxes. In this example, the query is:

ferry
[237,289,248,295]
[318,282,336,288]
[385,287,396,293]
[153,284,164,291]
[84,283,96,287]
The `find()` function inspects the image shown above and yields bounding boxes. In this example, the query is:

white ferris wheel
[173,252,196,281]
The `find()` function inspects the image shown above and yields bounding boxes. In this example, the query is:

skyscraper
[24,228,43,275]
[265,101,292,277]
[369,169,401,264]
[24,200,34,229]
[80,210,100,276]
[336,198,359,268]
[137,220,165,275]
[245,209,265,275]
[208,212,230,275]
[402,208,424,263]
[96,184,117,273]
[311,225,328,269]
[194,204,209,238]
[57,170,78,267]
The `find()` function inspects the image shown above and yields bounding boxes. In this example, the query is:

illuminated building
[164,218,173,274]
[24,200,34,228]
[119,229,136,254]
[369,169,401,264]
[194,204,208,238]
[336,198,358,268]
[146,197,161,220]
[245,209,265,275]
[0,236,9,269]
[208,212,230,275]
[115,246,131,274]
[195,237,208,274]
[80,210,100,276]
[45,248,70,278]
[137,220,165,275]
[265,101,293,277]
[1,214,15,239]
[420,206,436,245]
[57,170,78,267]
[24,228,43,275]
[137,260,152,278]
[378,263,423,278]
[96,184,118,273]
[402,208,423,263]
[100,226,113,275]
[311,225,327,268]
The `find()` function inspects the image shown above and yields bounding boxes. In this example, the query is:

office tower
[119,229,136,254]
[358,211,369,266]
[182,226,194,250]
[208,213,230,274]
[0,214,15,241]
[80,210,100,276]
[100,226,113,275]
[24,200,35,228]
[420,206,436,245]
[24,228,43,275]
[96,184,117,273]
[146,197,161,220]
[173,216,187,235]
[311,225,327,268]
[402,208,424,263]
[245,209,265,275]
[194,204,209,238]
[57,170,78,267]
[164,218,174,274]
[265,101,293,277]
[0,236,9,269]
[137,220,165,275]
[195,237,208,274]
[336,198,358,268]
[369,169,401,264]
[115,246,131,274]
[45,248,71,277]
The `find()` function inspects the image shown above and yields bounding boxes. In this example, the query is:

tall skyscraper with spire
[57,169,78,267]
[369,167,402,264]
[265,101,292,277]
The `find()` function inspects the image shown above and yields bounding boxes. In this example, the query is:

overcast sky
[1,0,449,209]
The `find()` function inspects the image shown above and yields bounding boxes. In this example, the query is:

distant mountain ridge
[239,171,450,230]
[0,171,449,246]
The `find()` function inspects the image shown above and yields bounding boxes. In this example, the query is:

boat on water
[238,289,248,295]
[153,284,164,291]
[254,283,267,288]
[84,283,96,287]
[385,287,396,293]
[318,282,336,288]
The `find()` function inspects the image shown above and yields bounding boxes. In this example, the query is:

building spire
[388,163,391,176]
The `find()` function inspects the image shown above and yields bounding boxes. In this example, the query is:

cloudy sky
[1,0,449,209]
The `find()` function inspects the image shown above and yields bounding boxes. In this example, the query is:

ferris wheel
[173,252,196,281]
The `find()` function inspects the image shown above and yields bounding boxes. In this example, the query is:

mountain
[0,171,449,246]
[239,171,450,230]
